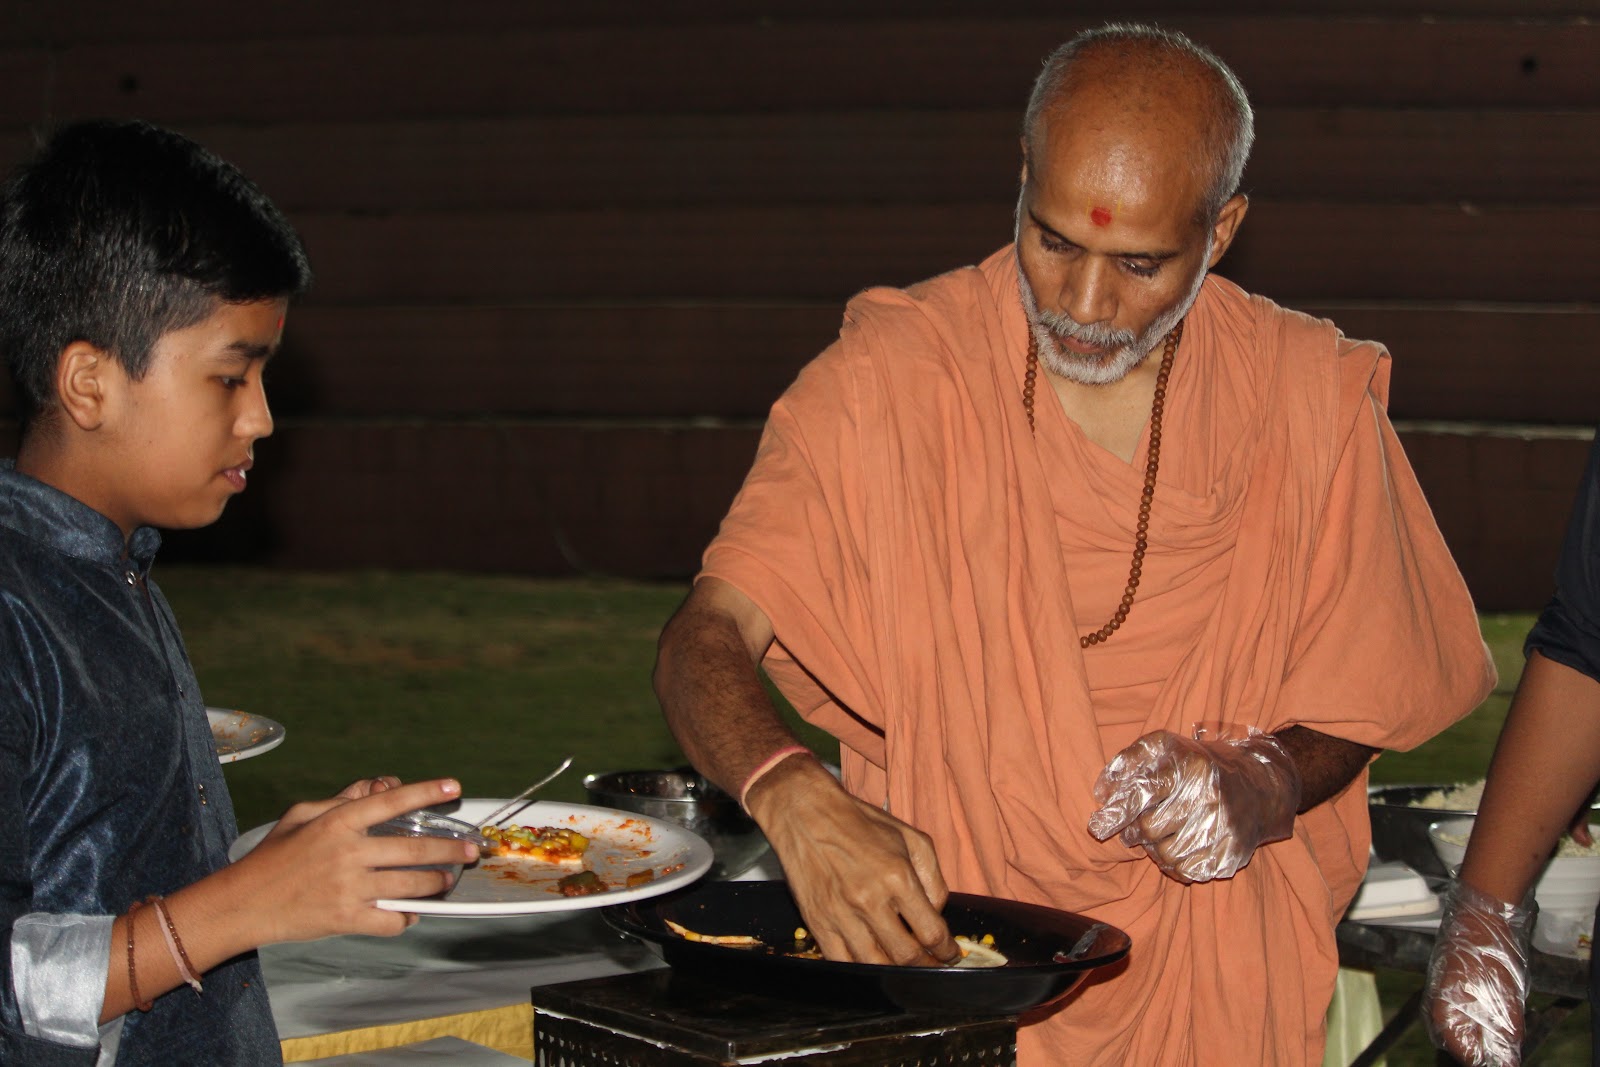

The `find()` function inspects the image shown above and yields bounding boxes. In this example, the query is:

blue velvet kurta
[0,461,278,1065]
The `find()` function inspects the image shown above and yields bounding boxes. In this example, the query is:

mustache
[1032,307,1137,351]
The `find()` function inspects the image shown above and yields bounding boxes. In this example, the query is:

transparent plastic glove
[1423,880,1533,1067]
[1087,726,1302,882]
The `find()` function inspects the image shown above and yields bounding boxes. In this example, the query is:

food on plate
[786,926,823,959]
[665,919,763,947]
[556,870,609,896]
[209,710,272,755]
[953,933,1009,968]
[480,824,589,862]
[476,815,669,899]
[663,920,1007,966]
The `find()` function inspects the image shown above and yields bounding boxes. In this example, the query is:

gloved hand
[1087,726,1302,882]
[1423,879,1533,1067]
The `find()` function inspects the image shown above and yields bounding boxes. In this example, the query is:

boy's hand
[232,778,478,943]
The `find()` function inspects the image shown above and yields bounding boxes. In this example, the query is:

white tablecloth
[263,854,786,1061]
[262,909,662,1041]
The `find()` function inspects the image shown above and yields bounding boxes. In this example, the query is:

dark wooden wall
[0,3,1596,608]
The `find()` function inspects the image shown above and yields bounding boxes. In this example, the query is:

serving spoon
[480,755,574,828]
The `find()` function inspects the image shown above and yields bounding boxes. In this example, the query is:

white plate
[208,707,287,763]
[230,799,713,916]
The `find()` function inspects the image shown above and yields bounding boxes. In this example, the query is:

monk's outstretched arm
[1272,725,1379,813]
[653,577,794,795]
[654,577,960,966]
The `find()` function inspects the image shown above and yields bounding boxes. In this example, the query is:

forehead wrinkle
[1031,126,1208,241]
[1030,135,1191,233]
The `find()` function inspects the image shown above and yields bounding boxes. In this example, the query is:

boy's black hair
[0,119,312,429]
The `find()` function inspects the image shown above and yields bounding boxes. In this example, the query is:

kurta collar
[0,459,161,572]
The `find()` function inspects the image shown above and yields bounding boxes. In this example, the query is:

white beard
[1014,205,1209,386]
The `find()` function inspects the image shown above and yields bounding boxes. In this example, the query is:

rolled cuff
[1525,595,1600,686]
[10,913,113,1050]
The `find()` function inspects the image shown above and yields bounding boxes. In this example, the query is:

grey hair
[1022,23,1255,223]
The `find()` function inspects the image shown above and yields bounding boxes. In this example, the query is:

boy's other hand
[264,776,406,837]
[337,775,404,799]
[234,778,477,943]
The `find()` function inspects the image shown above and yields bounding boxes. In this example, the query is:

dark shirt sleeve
[0,595,103,1065]
[0,591,43,1034]
[1525,431,1600,683]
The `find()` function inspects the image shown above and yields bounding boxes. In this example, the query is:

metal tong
[480,755,574,828]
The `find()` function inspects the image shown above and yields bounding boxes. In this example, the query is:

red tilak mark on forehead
[1089,206,1113,227]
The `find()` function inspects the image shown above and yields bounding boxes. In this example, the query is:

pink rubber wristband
[738,745,814,812]
[148,896,202,995]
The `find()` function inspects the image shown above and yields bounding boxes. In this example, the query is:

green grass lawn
[161,568,1586,1065]
[170,568,841,829]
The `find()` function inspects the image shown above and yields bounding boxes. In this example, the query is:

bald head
[1023,24,1254,225]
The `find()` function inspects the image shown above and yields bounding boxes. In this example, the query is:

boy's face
[97,298,285,535]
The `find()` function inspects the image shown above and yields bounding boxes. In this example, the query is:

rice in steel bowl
[1408,780,1486,812]
[1368,783,1481,877]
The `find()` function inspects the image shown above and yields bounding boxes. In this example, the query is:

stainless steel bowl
[584,768,771,880]
[1370,783,1600,880]
[367,808,489,889]
[1368,784,1468,879]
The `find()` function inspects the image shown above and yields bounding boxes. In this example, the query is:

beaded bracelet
[125,901,153,1012]
[738,744,815,813]
[147,895,203,995]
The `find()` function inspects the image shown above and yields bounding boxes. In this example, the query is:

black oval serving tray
[603,879,1130,1016]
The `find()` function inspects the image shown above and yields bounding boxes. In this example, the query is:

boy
[0,121,476,1065]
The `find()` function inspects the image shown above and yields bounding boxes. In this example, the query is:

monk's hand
[1086,726,1301,882]
[745,755,960,967]
[1423,880,1532,1067]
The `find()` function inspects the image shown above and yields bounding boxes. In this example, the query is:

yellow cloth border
[280,1003,533,1063]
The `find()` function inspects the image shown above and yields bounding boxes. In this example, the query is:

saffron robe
[701,246,1495,1065]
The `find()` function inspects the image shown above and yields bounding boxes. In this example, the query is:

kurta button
[123,571,137,585]
[197,782,207,806]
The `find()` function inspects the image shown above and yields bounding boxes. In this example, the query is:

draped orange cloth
[701,246,1495,1065]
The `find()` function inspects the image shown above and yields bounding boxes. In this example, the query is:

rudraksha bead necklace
[1022,320,1183,648]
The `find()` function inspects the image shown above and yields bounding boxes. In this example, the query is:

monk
[654,23,1495,1064]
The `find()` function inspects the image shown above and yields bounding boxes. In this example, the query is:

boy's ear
[55,341,117,431]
